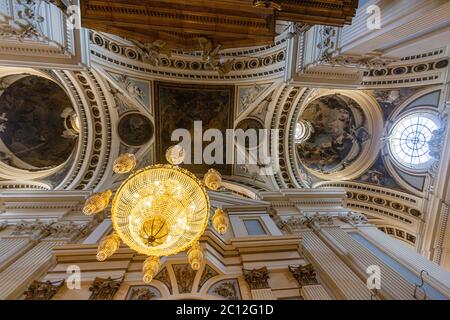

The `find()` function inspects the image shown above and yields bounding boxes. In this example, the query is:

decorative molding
[115,75,145,103]
[362,56,449,89]
[278,214,333,233]
[325,54,397,70]
[243,267,270,289]
[346,190,422,219]
[126,285,161,300]
[338,212,369,226]
[208,279,241,300]
[89,31,287,83]
[12,220,90,239]
[377,225,417,245]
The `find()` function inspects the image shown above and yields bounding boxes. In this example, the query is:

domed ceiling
[0,75,77,169]
[296,94,369,174]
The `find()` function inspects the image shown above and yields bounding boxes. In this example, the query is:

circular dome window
[0,75,78,170]
[389,114,438,169]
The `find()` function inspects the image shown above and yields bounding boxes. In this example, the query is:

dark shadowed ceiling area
[0,75,77,169]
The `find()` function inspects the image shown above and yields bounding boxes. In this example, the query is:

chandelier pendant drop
[83,145,230,283]
[211,208,230,235]
[82,190,112,215]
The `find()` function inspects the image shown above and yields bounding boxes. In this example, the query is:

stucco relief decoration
[316,26,338,64]
[173,264,197,294]
[208,279,241,300]
[154,267,172,294]
[0,0,64,51]
[427,128,445,160]
[116,75,146,103]
[278,214,333,233]
[296,94,370,175]
[12,220,89,239]
[126,286,161,300]
[199,265,219,289]
[339,212,369,226]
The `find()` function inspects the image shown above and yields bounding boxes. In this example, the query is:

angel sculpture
[132,40,172,66]
[198,38,235,76]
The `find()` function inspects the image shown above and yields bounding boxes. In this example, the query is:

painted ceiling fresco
[296,94,369,174]
[118,112,153,147]
[154,82,234,175]
[0,75,77,169]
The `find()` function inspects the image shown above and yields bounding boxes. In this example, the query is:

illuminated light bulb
[83,190,112,215]
[96,233,120,261]
[211,208,229,235]
[143,256,160,283]
[113,153,136,174]
[165,145,185,165]
[204,169,222,191]
[187,241,203,271]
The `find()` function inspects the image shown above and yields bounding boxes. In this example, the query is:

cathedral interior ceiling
[80,0,358,51]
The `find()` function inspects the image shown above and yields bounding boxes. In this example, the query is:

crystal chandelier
[83,145,229,283]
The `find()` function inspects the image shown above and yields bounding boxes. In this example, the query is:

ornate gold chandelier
[83,145,229,283]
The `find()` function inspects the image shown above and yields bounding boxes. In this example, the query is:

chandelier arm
[154,221,167,237]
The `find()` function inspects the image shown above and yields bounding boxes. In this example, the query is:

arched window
[389,114,438,169]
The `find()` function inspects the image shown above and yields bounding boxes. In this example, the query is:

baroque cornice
[54,70,114,191]
[89,31,288,83]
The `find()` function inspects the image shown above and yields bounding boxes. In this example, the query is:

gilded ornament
[187,241,204,270]
[165,145,186,165]
[211,208,229,235]
[97,233,121,261]
[113,153,137,174]
[83,190,112,215]
[204,168,222,191]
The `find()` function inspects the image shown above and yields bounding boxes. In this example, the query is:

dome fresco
[296,94,370,174]
[0,75,77,169]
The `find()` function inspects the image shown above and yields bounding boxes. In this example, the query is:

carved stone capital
[289,264,318,287]
[89,277,123,300]
[243,267,270,289]
[24,280,64,300]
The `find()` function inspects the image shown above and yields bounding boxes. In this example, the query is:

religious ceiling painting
[372,87,421,120]
[0,75,77,170]
[117,112,154,147]
[356,156,404,191]
[154,82,234,175]
[296,94,369,174]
